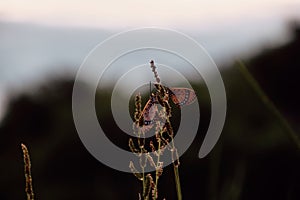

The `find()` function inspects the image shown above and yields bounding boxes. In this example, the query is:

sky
[0,0,300,30]
[0,0,300,122]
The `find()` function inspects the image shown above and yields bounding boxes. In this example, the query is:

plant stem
[137,126,146,198]
[236,61,300,149]
[142,166,145,197]
[153,134,161,200]
[165,104,182,200]
[167,117,182,200]
[173,164,182,200]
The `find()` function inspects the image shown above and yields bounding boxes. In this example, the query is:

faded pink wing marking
[169,88,197,106]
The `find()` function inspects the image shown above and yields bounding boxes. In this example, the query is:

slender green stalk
[161,98,182,200]
[166,114,182,200]
[170,138,182,200]
[134,94,147,197]
[173,164,182,200]
[163,92,182,200]
[153,133,161,200]
[139,130,146,198]
[142,166,145,196]
[150,61,183,199]
[236,61,300,149]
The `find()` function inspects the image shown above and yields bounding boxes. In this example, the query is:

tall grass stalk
[153,60,183,199]
[153,123,162,200]
[173,165,182,200]
[236,61,300,149]
[130,61,184,199]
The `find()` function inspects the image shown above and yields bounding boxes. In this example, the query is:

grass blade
[236,61,300,149]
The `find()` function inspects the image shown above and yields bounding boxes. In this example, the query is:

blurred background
[0,0,300,199]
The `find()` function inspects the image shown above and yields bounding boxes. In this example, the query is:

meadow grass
[129,61,182,200]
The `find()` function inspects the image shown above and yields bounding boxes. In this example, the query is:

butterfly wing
[137,87,196,128]
[169,88,197,107]
[138,96,158,126]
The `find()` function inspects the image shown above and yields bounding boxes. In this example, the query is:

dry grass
[21,143,34,200]
[129,61,182,200]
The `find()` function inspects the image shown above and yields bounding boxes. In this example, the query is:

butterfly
[138,85,197,128]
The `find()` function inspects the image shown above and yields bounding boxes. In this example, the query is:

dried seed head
[155,83,168,98]
[143,174,154,199]
[156,162,164,177]
[139,153,147,168]
[164,100,171,117]
[151,177,157,199]
[137,136,145,149]
[149,141,157,154]
[150,61,161,83]
[146,153,156,168]
[164,121,174,137]
[129,138,139,154]
[134,94,142,123]
[129,161,143,181]
[21,143,34,200]
[160,134,170,147]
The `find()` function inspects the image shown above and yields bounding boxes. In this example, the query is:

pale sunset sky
[0,0,300,121]
[0,0,299,29]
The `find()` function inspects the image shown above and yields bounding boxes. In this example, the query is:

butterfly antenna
[149,81,151,98]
